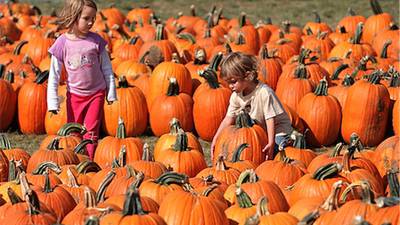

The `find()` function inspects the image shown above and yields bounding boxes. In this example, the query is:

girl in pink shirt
[47,0,116,160]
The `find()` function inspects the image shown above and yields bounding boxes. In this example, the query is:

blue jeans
[273,134,292,156]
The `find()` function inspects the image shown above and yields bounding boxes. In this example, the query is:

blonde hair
[220,52,258,81]
[58,0,97,29]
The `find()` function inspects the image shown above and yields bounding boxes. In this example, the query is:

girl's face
[224,75,252,94]
[75,5,96,36]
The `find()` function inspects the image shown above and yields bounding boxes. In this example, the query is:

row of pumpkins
[0,0,398,224]
[0,0,399,147]
[0,122,398,224]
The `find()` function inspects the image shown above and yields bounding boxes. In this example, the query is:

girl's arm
[99,49,117,103]
[210,115,235,160]
[47,55,61,112]
[263,117,275,160]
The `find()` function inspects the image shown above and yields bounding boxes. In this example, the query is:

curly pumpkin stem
[230,143,249,162]
[312,163,342,180]
[57,122,87,136]
[314,77,328,96]
[123,188,147,216]
[177,33,196,45]
[235,110,255,128]
[236,169,259,186]
[32,161,62,175]
[74,139,93,156]
[331,64,349,80]
[320,180,343,211]
[199,69,220,89]
[96,171,116,203]
[380,40,392,58]
[155,171,188,185]
[76,161,101,174]
[166,77,180,96]
[66,168,79,188]
[201,183,219,197]
[209,52,224,71]
[341,180,375,204]
[330,142,344,157]
[236,187,254,208]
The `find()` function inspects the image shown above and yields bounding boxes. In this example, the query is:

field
[4,0,400,165]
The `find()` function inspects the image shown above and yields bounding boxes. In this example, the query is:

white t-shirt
[226,82,293,135]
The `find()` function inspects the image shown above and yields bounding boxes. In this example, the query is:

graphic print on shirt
[66,48,97,71]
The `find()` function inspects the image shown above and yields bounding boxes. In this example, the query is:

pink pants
[66,89,105,160]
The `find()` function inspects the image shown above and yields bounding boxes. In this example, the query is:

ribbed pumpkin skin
[372,135,400,178]
[147,60,192,109]
[297,92,342,147]
[158,190,229,225]
[276,77,315,112]
[341,79,390,146]
[0,80,16,131]
[394,100,400,135]
[193,83,231,141]
[150,92,194,137]
[255,160,305,189]
[213,124,268,166]
[94,137,143,169]
[103,85,148,137]
[44,85,67,135]
[372,29,400,60]
[362,12,393,44]
[18,80,47,134]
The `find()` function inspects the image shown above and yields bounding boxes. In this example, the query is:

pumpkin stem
[193,48,207,65]
[155,24,166,41]
[331,64,349,80]
[298,210,320,225]
[230,143,249,162]
[282,20,291,34]
[312,163,342,180]
[141,143,154,161]
[387,169,399,197]
[177,33,196,44]
[32,161,62,175]
[43,170,53,193]
[347,7,356,16]
[83,186,97,208]
[166,77,180,96]
[235,110,255,128]
[342,75,355,86]
[236,169,259,186]
[320,180,343,211]
[25,190,42,215]
[96,171,116,203]
[239,12,246,28]
[74,139,92,156]
[294,64,308,79]
[8,159,20,182]
[367,70,382,85]
[116,117,127,139]
[235,32,246,45]
[118,76,130,88]
[66,168,79,188]
[236,187,254,208]
[125,165,138,179]
[84,216,100,225]
[380,40,392,58]
[76,161,101,174]
[209,52,223,71]
[122,187,147,216]
[370,0,384,15]
[7,187,23,205]
[312,11,322,23]
[173,129,189,151]
[351,22,363,45]
[338,26,347,34]
[155,171,188,185]
[169,118,182,135]
[245,196,271,224]
[313,77,328,96]
[215,155,228,171]
[57,122,87,136]
[199,69,220,89]
[130,171,145,188]
[330,142,344,157]
[340,180,375,204]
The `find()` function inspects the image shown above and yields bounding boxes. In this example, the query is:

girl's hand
[210,139,217,160]
[262,143,275,160]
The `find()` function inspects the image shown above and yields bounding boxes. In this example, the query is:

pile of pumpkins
[0,0,398,224]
